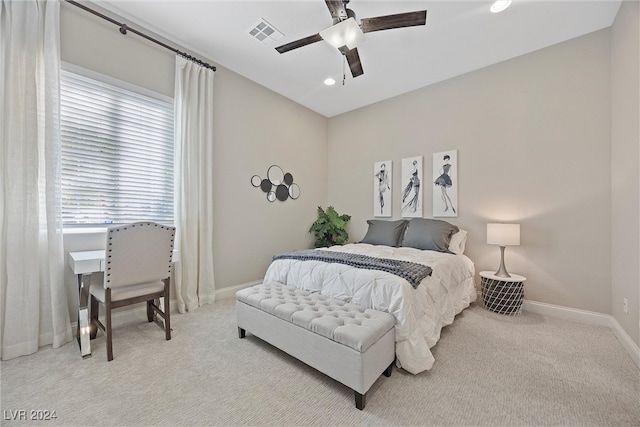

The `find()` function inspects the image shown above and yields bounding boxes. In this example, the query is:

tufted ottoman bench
[236,282,395,410]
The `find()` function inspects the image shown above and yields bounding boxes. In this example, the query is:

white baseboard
[215,280,262,299]
[524,300,640,370]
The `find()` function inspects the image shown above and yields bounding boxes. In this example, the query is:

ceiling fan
[275,0,427,78]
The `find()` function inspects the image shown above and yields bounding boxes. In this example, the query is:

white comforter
[263,243,476,374]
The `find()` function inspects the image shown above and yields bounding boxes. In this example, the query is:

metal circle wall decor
[288,183,300,200]
[275,184,289,201]
[250,175,262,187]
[267,165,285,186]
[260,179,272,193]
[251,165,300,202]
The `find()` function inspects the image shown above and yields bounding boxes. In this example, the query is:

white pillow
[448,229,467,255]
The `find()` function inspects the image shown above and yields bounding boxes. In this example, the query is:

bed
[263,218,476,375]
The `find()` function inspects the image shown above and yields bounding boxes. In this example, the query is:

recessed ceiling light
[490,0,512,13]
[324,78,336,86]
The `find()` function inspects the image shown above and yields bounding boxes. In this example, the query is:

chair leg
[105,289,113,361]
[90,295,99,339]
[164,303,171,341]
[146,300,154,322]
[164,279,171,341]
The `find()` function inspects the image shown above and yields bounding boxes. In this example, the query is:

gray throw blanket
[273,249,432,289]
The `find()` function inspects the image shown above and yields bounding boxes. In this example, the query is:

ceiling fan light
[320,17,364,51]
[490,0,512,13]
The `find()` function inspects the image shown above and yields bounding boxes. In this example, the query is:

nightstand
[479,271,526,315]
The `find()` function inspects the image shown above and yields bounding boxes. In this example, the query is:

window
[60,67,174,226]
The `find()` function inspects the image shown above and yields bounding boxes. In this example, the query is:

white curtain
[173,56,216,313]
[0,0,72,360]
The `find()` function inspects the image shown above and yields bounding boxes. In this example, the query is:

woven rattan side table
[480,271,526,315]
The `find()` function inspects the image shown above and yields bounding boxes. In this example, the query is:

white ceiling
[97,1,622,117]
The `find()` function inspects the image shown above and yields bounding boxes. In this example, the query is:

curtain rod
[65,0,216,71]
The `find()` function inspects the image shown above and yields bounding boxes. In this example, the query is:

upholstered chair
[89,222,175,361]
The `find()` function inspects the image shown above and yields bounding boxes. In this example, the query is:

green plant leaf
[309,206,351,248]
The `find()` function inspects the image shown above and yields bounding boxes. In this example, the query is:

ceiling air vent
[248,18,284,47]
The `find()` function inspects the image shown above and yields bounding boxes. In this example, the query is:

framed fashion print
[401,156,422,218]
[373,160,392,217]
[433,150,458,217]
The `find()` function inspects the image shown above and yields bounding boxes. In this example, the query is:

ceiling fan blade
[344,47,364,78]
[275,33,323,54]
[360,10,427,33]
[325,0,348,21]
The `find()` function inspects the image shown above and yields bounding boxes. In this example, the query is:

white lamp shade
[487,223,520,246]
[320,18,364,50]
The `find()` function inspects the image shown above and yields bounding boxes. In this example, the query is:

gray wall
[327,29,612,314]
[611,0,640,346]
[60,2,328,319]
[59,1,639,347]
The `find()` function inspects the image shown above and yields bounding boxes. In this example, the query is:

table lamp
[487,223,520,277]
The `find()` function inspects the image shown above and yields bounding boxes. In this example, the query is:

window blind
[60,70,174,226]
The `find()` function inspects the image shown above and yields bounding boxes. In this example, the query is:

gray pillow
[401,218,459,253]
[360,219,408,247]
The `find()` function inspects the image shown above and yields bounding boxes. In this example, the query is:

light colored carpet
[1,298,638,426]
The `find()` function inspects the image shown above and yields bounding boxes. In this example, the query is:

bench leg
[238,327,246,339]
[383,361,393,377]
[355,391,366,410]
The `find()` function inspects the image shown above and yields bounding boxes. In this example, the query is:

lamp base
[494,246,511,278]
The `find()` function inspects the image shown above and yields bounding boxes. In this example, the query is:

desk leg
[76,273,92,358]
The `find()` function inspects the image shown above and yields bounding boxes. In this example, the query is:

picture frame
[401,156,423,218]
[373,160,392,217]
[433,150,458,217]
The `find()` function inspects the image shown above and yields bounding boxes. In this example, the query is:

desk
[69,250,105,358]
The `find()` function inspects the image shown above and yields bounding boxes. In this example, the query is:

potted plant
[309,206,351,248]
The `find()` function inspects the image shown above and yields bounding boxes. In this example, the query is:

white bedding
[263,243,476,375]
